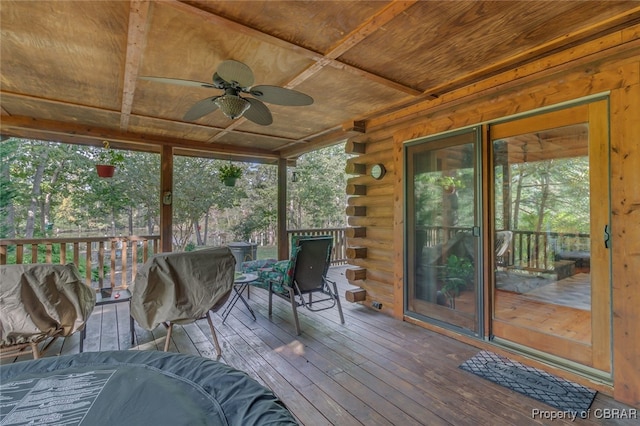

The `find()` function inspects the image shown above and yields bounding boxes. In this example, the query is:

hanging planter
[95,141,124,178]
[219,163,242,187]
[223,176,238,187]
[96,164,116,178]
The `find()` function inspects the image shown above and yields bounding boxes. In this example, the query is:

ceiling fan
[140,60,313,126]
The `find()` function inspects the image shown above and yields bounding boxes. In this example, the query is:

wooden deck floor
[4,266,636,425]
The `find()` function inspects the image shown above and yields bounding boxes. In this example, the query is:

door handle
[604,225,611,249]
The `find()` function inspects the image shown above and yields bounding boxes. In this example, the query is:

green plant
[96,141,125,166]
[219,163,242,182]
[439,254,474,306]
[436,176,463,192]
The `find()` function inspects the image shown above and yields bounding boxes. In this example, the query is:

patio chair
[130,247,235,356]
[264,235,345,335]
[0,263,96,360]
[495,230,513,267]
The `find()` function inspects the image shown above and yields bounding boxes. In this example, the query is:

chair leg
[332,281,345,325]
[130,315,135,345]
[268,282,273,316]
[164,323,173,352]
[206,312,222,357]
[289,287,302,335]
[31,342,40,359]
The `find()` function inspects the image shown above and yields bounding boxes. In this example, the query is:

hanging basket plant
[219,163,242,187]
[95,141,125,178]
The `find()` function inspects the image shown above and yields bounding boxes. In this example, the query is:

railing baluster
[85,242,92,286]
[110,240,117,285]
[121,239,128,287]
[60,242,67,264]
[98,241,105,288]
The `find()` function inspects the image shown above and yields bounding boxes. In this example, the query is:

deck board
[2,265,636,425]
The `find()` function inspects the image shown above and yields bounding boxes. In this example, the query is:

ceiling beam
[0,115,280,160]
[120,0,152,130]
[1,91,302,145]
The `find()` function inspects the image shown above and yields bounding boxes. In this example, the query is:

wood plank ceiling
[1,1,639,163]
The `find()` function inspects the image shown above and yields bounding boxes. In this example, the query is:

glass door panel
[490,101,611,372]
[406,129,480,334]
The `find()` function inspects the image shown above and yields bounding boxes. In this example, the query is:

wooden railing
[0,236,160,290]
[506,230,590,271]
[287,228,347,265]
[419,225,590,272]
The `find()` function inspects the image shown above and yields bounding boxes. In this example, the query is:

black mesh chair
[266,235,344,335]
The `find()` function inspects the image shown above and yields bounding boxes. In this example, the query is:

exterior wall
[345,25,640,405]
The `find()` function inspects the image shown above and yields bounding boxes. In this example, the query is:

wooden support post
[277,158,288,260]
[160,145,173,253]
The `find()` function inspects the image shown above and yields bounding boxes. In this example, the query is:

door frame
[487,98,612,374]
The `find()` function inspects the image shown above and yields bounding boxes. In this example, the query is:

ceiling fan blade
[244,98,273,126]
[183,96,220,121]
[216,60,254,88]
[140,76,216,89]
[249,85,313,106]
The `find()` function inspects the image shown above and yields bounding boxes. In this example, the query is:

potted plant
[96,141,125,178]
[436,176,462,194]
[439,254,474,308]
[219,163,242,187]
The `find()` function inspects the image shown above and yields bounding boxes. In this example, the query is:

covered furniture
[130,247,235,356]
[260,235,344,335]
[0,263,96,359]
[0,350,298,425]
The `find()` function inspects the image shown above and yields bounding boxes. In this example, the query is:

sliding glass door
[405,128,481,335]
[490,100,611,372]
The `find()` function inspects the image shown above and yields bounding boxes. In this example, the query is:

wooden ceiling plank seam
[166,0,424,143]
[0,115,279,159]
[324,0,418,59]
[166,0,324,62]
[167,0,421,97]
[120,0,152,130]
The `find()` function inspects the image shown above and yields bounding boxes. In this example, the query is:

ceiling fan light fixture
[214,94,250,119]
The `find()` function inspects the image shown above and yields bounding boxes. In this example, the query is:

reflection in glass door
[405,128,480,334]
[490,101,611,372]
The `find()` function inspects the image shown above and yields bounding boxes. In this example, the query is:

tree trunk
[203,212,209,245]
[25,143,50,238]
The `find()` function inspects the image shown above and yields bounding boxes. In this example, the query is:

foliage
[96,141,125,166]
[219,163,243,182]
[439,255,474,298]
[3,138,346,250]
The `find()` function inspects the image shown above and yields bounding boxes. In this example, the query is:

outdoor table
[221,273,259,324]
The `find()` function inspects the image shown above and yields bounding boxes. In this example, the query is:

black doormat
[460,351,596,414]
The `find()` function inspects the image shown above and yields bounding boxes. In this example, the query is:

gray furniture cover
[130,247,236,330]
[0,263,96,348]
[0,350,298,425]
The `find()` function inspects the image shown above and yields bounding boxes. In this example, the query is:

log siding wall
[344,24,640,405]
